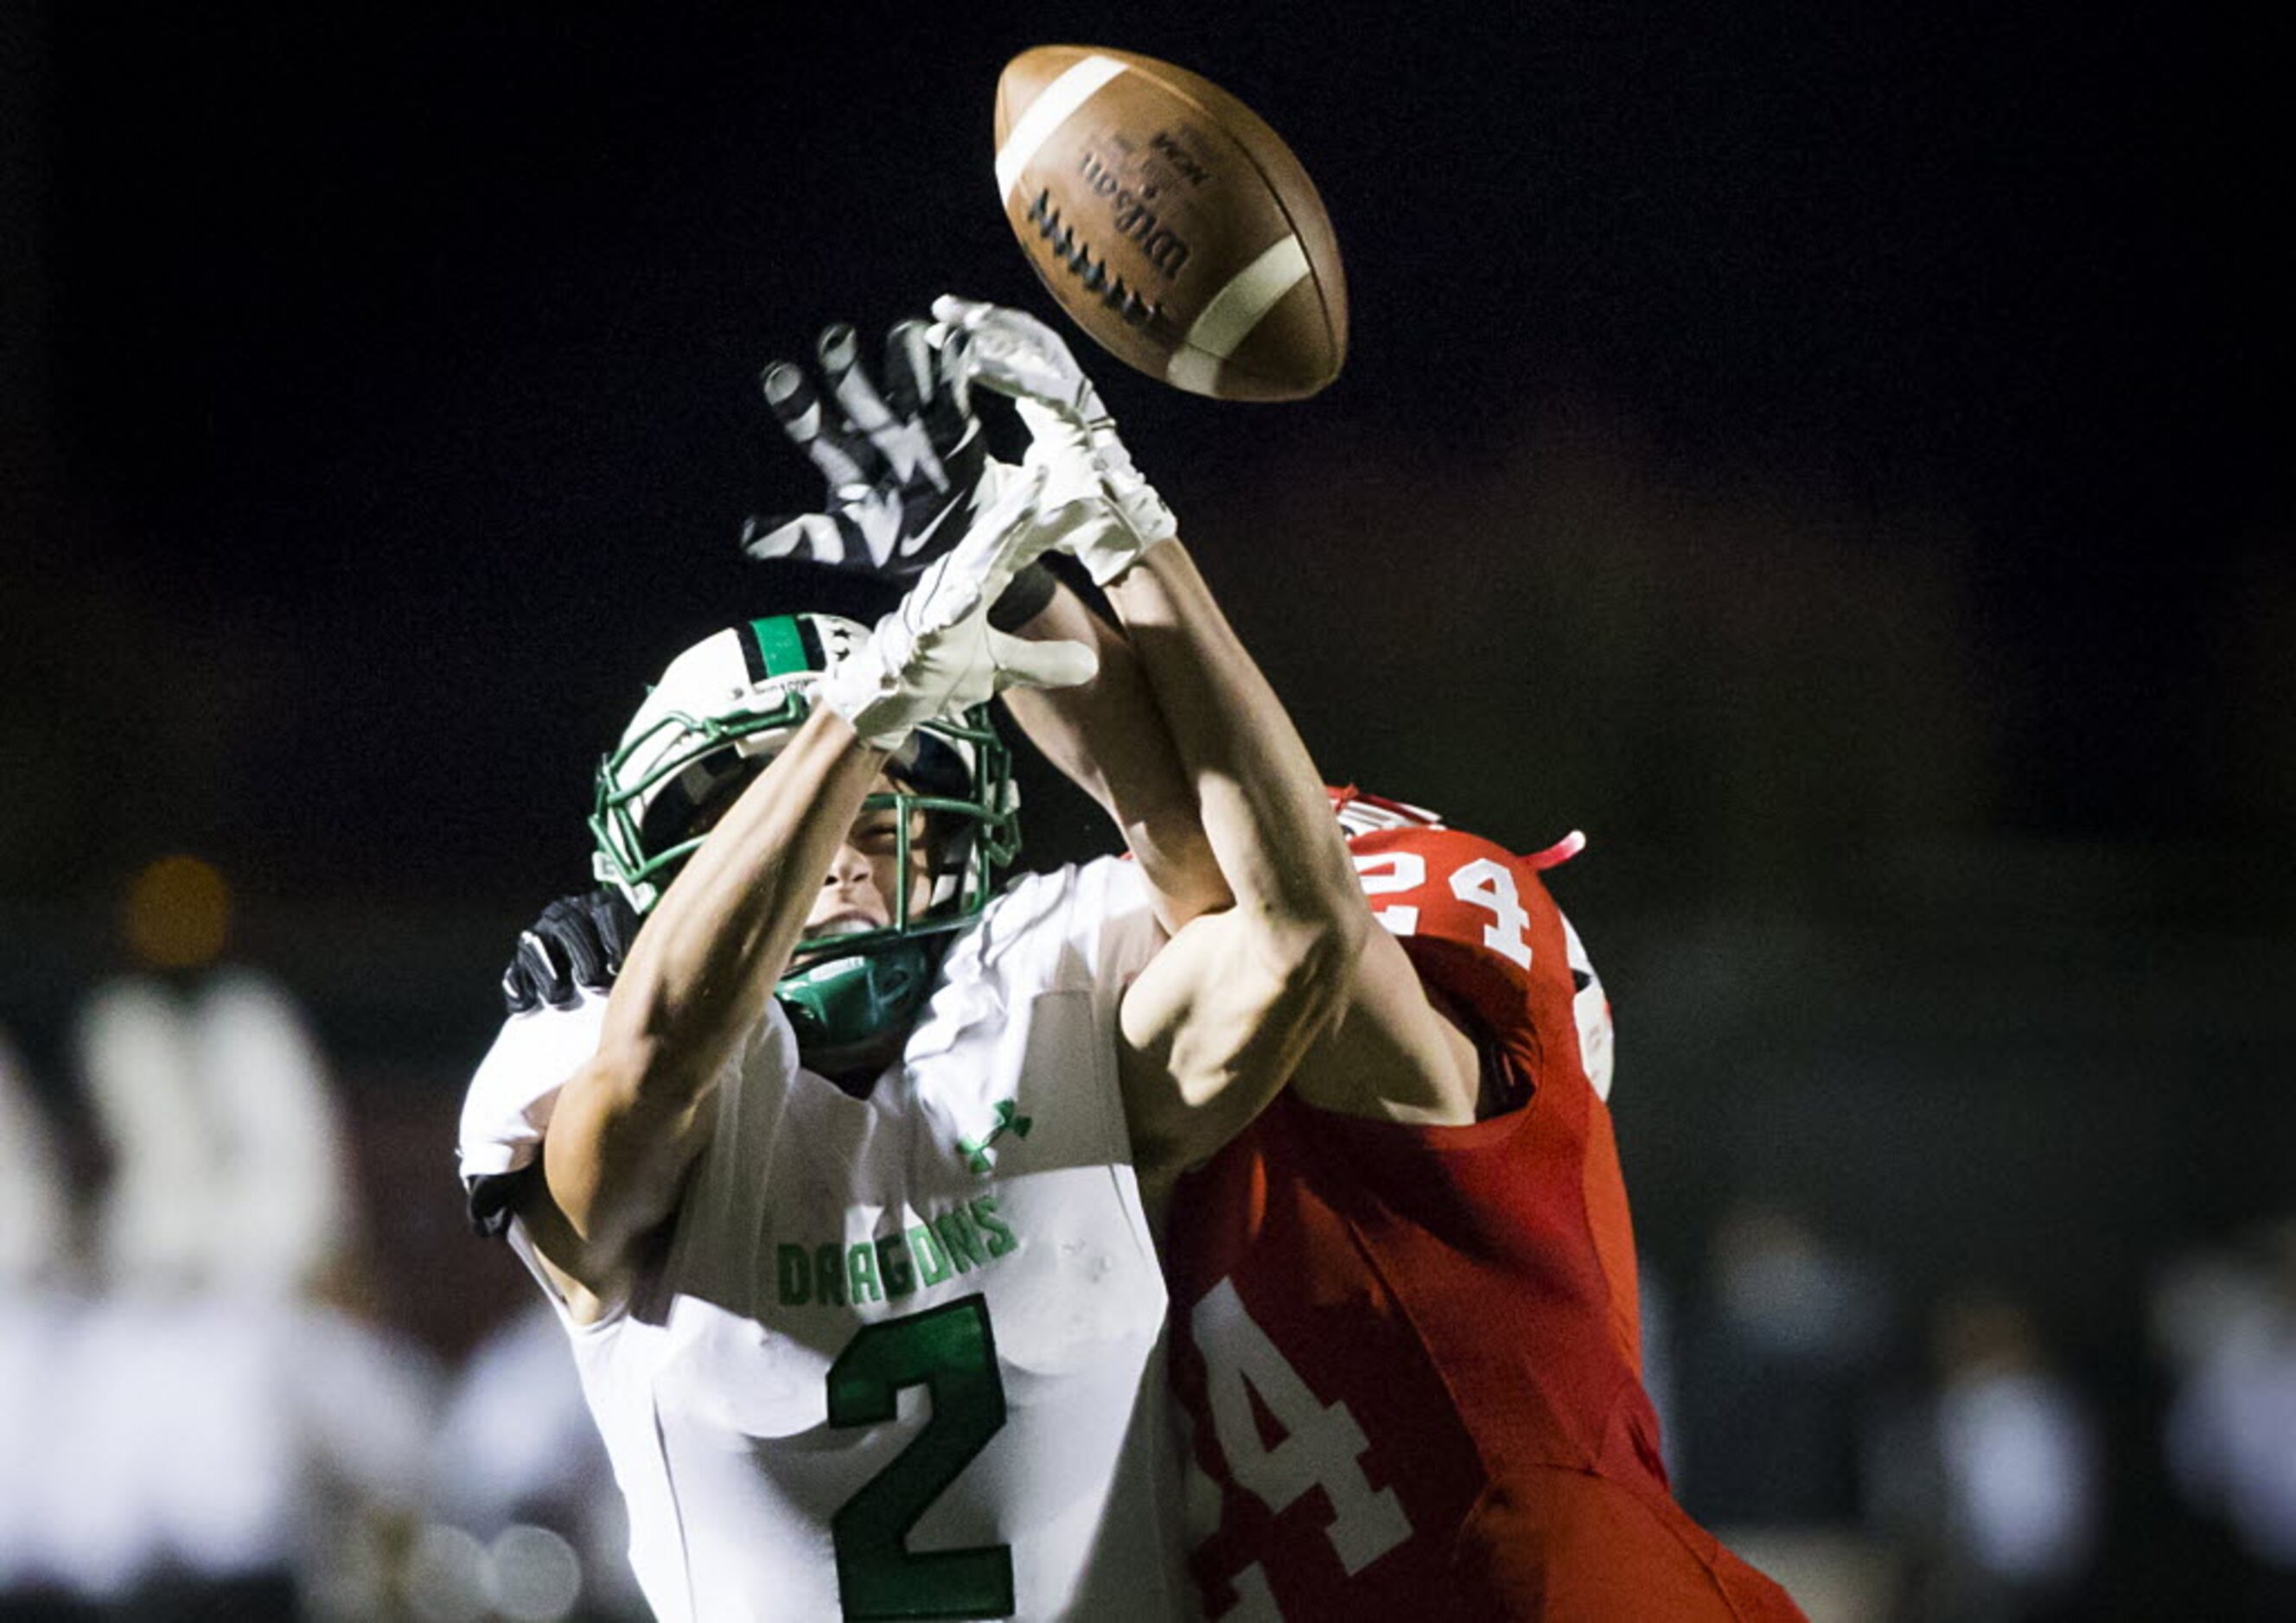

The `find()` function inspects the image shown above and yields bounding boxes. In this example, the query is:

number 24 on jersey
[1353,850,1534,968]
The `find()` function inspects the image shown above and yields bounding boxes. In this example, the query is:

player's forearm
[1100,536,1370,1181]
[598,706,886,1105]
[999,580,1231,929]
[550,708,885,1256]
[1104,538,1368,944]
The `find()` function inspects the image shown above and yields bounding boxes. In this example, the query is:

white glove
[816,467,1098,748]
[929,296,1178,586]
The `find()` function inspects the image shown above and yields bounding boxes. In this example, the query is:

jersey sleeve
[457,988,807,1243]
[458,996,608,1181]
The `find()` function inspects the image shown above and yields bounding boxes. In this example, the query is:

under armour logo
[958,1098,1032,1175]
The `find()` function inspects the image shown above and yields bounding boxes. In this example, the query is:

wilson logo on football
[1075,150,1196,278]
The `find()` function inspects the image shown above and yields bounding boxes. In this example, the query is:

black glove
[742,319,993,582]
[501,888,639,1014]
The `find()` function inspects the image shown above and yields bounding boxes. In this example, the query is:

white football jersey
[458,859,1185,1622]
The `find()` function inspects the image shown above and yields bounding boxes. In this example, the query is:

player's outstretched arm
[937,297,1484,1171]
[1095,540,1381,1176]
[528,705,892,1310]
[937,297,1401,1190]
[1115,548,1486,1133]
[530,476,1088,1314]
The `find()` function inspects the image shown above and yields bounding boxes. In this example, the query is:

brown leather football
[993,45,1347,401]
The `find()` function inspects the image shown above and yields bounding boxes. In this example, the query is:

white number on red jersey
[1350,850,1424,936]
[1448,857,1534,968]
[1350,850,1533,968]
[1192,1276,1412,1613]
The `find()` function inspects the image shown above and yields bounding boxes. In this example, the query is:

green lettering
[847,1241,883,1304]
[815,1244,848,1306]
[971,1196,1017,1257]
[877,1232,915,1299]
[935,1206,985,1273]
[776,1244,812,1306]
[908,1225,952,1287]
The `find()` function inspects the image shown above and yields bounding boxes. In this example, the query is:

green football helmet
[590,614,1019,1060]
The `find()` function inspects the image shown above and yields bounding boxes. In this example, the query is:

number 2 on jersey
[827,1294,1014,1620]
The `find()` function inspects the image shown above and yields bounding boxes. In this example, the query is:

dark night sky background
[2,2,2284,1072]
[2,6,2292,1602]
[10,2,2280,918]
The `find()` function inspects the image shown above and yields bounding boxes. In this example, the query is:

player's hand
[502,888,638,1014]
[741,320,989,581]
[929,296,1177,585]
[817,467,1097,748]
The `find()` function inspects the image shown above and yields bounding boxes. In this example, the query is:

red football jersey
[1163,804,1804,1621]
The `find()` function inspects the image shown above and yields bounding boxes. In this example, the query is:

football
[992,45,1348,401]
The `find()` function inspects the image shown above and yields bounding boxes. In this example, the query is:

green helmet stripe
[748,615,816,680]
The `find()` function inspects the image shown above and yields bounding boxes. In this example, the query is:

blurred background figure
[1876,1288,2101,1623]
[0,1027,89,1619]
[44,977,220,1612]
[76,978,219,1295]
[48,967,443,1620]
[2160,1219,2296,1622]
[1678,1199,1901,1620]
[0,1028,75,1289]
[0,1028,72,1295]
[194,970,354,1296]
